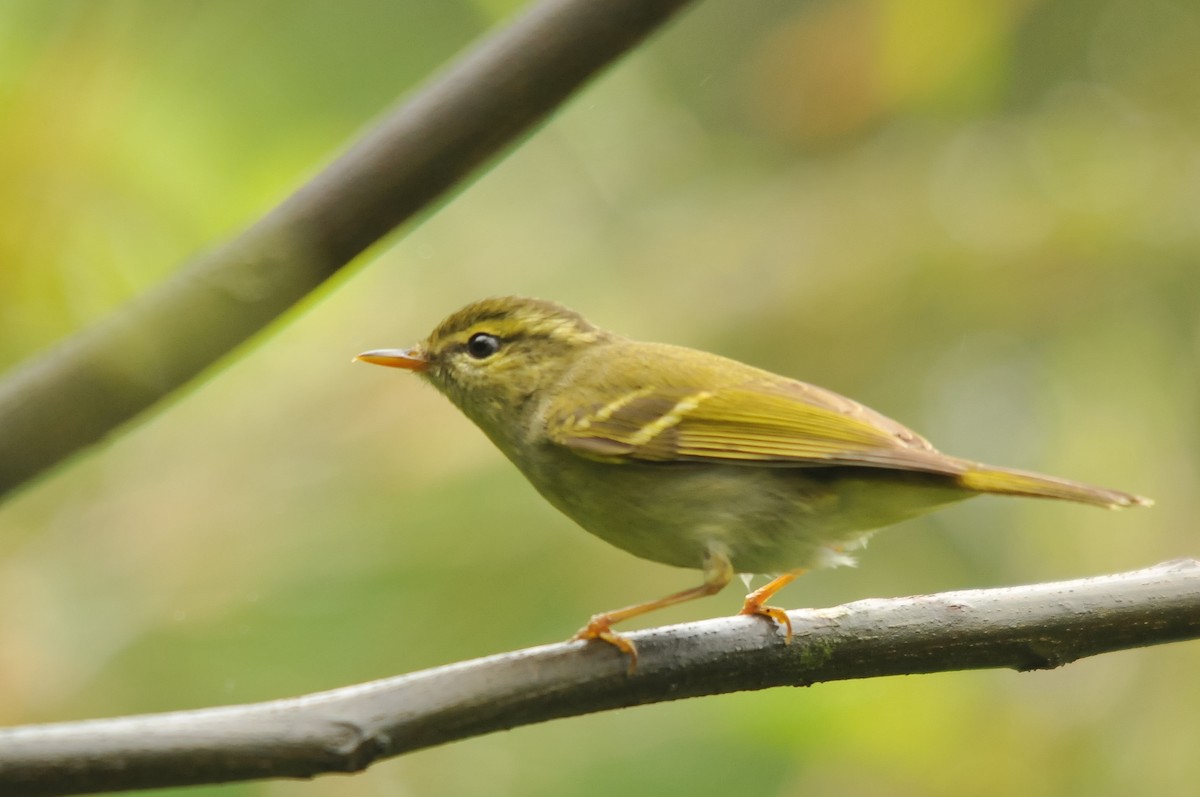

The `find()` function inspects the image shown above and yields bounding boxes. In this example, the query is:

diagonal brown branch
[1,560,1198,796]
[0,0,697,501]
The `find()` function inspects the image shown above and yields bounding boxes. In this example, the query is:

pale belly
[521,453,973,574]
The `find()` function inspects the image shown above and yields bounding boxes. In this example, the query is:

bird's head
[356,296,609,434]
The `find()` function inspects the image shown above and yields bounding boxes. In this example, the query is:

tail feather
[958,464,1152,509]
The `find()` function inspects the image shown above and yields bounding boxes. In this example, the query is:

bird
[356,296,1150,670]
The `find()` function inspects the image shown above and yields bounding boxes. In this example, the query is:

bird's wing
[545,378,966,475]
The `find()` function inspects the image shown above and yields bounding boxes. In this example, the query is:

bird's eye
[466,332,502,360]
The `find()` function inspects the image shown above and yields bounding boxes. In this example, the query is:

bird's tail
[957,463,1152,509]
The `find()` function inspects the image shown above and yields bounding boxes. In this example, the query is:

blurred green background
[1,0,1197,795]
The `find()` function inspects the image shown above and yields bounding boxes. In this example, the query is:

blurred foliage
[1,0,1198,795]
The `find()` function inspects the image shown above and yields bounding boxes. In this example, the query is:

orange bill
[354,348,430,372]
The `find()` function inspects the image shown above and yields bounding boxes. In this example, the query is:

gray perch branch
[1,560,1198,796]
[0,0,697,500]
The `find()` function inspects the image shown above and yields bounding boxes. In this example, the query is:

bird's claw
[739,602,794,643]
[572,616,639,673]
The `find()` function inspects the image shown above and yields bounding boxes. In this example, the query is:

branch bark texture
[2,560,1198,796]
[0,0,696,499]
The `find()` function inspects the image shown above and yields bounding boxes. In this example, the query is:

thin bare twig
[0,0,697,500]
[1,560,1198,796]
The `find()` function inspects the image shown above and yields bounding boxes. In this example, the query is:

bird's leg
[739,569,807,643]
[572,548,734,673]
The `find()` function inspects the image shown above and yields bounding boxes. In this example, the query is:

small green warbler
[357,296,1150,668]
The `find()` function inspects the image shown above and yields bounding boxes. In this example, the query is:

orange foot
[738,569,805,644]
[738,600,793,643]
[572,616,639,673]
